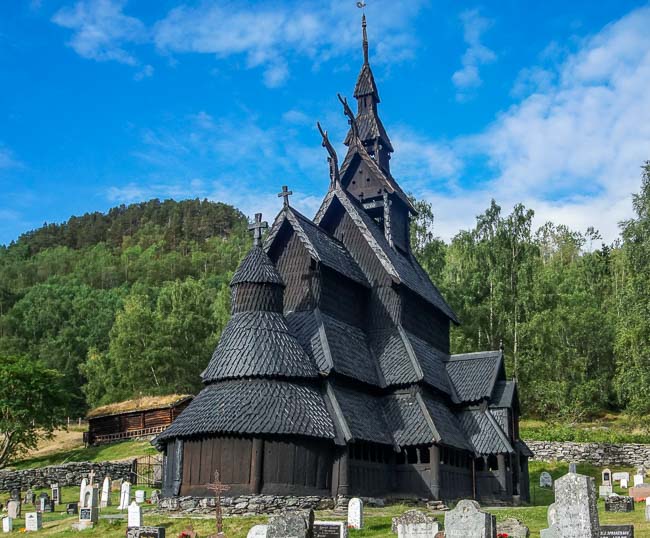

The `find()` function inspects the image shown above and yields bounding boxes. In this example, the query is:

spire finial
[362,14,369,65]
[277,185,293,208]
[248,213,268,247]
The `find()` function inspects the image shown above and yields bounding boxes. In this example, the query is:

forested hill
[2,164,650,422]
[0,199,250,415]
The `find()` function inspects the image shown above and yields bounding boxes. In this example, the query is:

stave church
[155,15,531,505]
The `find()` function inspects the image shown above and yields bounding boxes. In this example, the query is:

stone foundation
[527,441,650,467]
[0,460,136,492]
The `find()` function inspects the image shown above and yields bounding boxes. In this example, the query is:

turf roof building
[156,15,531,504]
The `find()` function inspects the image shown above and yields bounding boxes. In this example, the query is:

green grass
[10,440,157,470]
[521,414,650,443]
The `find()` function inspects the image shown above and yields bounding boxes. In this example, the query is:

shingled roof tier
[446,350,504,404]
[490,380,517,409]
[421,394,473,452]
[354,63,379,100]
[315,188,458,322]
[230,245,284,286]
[457,408,514,455]
[156,379,336,444]
[265,207,369,287]
[201,311,319,382]
[344,111,394,152]
[405,331,452,396]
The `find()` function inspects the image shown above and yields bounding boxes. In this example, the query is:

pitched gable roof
[344,112,394,152]
[490,380,517,409]
[354,63,379,100]
[315,188,458,323]
[265,207,369,287]
[457,408,514,455]
[446,350,504,404]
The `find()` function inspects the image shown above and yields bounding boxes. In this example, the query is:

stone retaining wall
[527,441,650,468]
[0,460,136,492]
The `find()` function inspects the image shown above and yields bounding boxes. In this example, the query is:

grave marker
[135,490,146,504]
[2,517,12,533]
[444,500,496,538]
[25,512,42,532]
[613,472,630,483]
[605,495,634,512]
[540,472,553,488]
[206,469,230,537]
[128,501,143,528]
[600,485,614,498]
[629,484,650,502]
[79,477,88,506]
[599,524,634,537]
[569,463,577,473]
[119,481,132,510]
[496,518,529,538]
[126,527,166,538]
[621,478,629,489]
[267,510,314,538]
[51,483,60,505]
[66,502,79,515]
[7,500,20,519]
[633,474,644,487]
[602,469,613,487]
[247,525,268,538]
[24,488,34,505]
[101,476,111,508]
[391,510,440,537]
[313,521,348,538]
[540,472,600,538]
[347,498,363,530]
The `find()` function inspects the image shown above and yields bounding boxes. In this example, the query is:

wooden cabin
[86,395,193,446]
[155,15,531,505]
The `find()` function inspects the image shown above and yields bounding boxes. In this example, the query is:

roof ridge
[448,350,502,361]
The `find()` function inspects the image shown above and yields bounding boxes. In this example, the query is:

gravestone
[25,512,42,532]
[39,493,54,513]
[613,472,630,483]
[605,495,634,512]
[51,483,60,505]
[600,525,634,537]
[540,472,553,488]
[497,518,530,538]
[348,497,363,530]
[541,472,600,538]
[599,485,613,498]
[391,510,439,533]
[444,500,496,538]
[313,521,348,538]
[128,501,143,527]
[267,509,314,538]
[629,484,650,502]
[7,500,20,519]
[9,489,19,502]
[125,527,166,538]
[247,525,269,538]
[77,505,99,530]
[621,478,629,489]
[569,463,577,473]
[66,502,79,515]
[79,477,88,505]
[633,474,644,487]
[150,490,160,505]
[119,481,132,510]
[602,469,613,487]
[135,490,146,504]
[101,476,111,508]
[112,478,123,492]
[24,488,34,505]
[2,517,12,533]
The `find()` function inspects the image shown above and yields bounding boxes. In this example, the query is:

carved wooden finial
[317,122,340,187]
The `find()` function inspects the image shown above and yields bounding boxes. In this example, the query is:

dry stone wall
[528,441,650,468]
[0,460,136,492]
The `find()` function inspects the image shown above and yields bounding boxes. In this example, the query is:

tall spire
[362,14,369,65]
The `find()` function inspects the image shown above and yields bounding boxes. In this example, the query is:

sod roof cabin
[154,15,531,505]
[85,395,193,446]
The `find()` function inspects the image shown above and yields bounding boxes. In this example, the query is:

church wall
[345,161,385,202]
[318,266,367,328]
[270,230,317,313]
[400,290,450,354]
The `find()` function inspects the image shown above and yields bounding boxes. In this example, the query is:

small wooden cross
[248,213,268,247]
[277,185,293,208]
[206,470,230,537]
[88,470,96,486]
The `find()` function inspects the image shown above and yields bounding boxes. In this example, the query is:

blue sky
[1,0,649,245]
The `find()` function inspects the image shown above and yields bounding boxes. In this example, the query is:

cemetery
[2,3,650,538]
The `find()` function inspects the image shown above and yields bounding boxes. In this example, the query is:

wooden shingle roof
[457,408,514,455]
[446,350,504,404]
[155,380,336,443]
[230,245,284,287]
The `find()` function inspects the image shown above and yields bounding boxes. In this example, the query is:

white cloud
[134,64,154,80]
[0,146,20,169]
[400,6,650,243]
[52,0,146,65]
[452,9,496,100]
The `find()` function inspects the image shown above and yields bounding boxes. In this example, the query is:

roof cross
[277,185,293,208]
[248,213,268,247]
[206,470,230,536]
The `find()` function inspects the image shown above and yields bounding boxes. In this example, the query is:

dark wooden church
[156,16,531,504]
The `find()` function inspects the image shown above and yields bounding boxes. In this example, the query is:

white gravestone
[314,521,348,538]
[646,497,650,522]
[540,472,553,488]
[7,500,20,519]
[634,474,644,487]
[2,517,12,533]
[51,483,60,505]
[602,468,612,487]
[444,500,496,538]
[347,497,363,530]
[247,524,269,538]
[79,477,88,505]
[100,477,111,508]
[541,472,600,538]
[135,490,146,504]
[599,485,613,498]
[128,501,143,528]
[621,478,629,489]
[25,512,42,532]
[118,481,132,510]
[613,472,630,483]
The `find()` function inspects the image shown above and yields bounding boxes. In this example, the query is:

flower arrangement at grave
[178,528,198,538]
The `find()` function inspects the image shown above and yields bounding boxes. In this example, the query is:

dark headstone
[313,521,346,538]
[569,463,577,473]
[605,496,635,513]
[600,525,634,538]
[9,489,20,502]
[79,507,92,521]
[268,510,314,538]
[67,502,79,515]
[126,527,166,538]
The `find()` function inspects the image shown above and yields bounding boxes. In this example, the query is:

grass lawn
[521,414,650,444]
